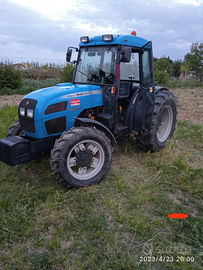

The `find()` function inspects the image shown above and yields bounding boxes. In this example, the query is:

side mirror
[66,49,72,62]
[120,47,132,63]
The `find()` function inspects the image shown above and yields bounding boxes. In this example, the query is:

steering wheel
[90,74,100,83]
[105,73,115,84]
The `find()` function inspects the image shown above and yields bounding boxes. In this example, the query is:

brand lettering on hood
[67,90,102,98]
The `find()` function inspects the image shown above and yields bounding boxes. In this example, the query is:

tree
[172,59,182,78]
[184,42,203,82]
[60,63,75,83]
[181,63,190,76]
[179,63,190,81]
[154,57,173,76]
[155,70,169,85]
[0,64,23,90]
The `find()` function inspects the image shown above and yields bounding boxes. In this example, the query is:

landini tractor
[0,32,177,188]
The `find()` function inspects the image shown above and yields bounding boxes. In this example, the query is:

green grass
[160,78,203,89]
[0,106,203,269]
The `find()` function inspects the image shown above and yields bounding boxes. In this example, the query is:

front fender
[74,118,118,151]
[155,86,169,94]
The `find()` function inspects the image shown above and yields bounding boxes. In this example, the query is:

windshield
[74,46,117,85]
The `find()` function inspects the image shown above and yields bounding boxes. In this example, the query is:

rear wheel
[136,90,177,152]
[7,120,23,137]
[50,126,113,188]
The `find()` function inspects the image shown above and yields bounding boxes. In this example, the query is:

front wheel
[50,127,113,188]
[136,90,177,152]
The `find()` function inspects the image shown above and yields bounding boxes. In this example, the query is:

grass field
[0,87,203,270]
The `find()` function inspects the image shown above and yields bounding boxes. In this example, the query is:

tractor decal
[70,99,80,106]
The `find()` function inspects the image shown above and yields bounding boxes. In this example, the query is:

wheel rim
[67,140,105,181]
[157,105,173,143]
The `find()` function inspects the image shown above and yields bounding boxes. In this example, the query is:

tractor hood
[25,83,102,103]
[18,83,103,139]
[20,83,103,122]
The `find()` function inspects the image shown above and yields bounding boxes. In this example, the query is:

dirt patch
[171,87,203,126]
[168,189,203,218]
[0,95,25,108]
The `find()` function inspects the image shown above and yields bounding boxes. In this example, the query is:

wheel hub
[157,106,173,143]
[76,149,92,167]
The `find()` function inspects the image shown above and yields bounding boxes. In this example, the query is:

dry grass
[0,95,25,108]
[171,87,203,126]
[1,87,203,126]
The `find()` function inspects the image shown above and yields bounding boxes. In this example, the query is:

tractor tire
[7,120,23,137]
[50,126,113,188]
[136,89,177,152]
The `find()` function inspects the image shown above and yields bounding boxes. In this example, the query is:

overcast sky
[0,0,202,64]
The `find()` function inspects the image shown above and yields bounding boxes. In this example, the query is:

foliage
[172,60,182,78]
[21,62,63,89]
[184,42,203,75]
[154,57,173,76]
[180,63,190,79]
[155,70,169,85]
[166,78,203,88]
[0,64,23,90]
[60,63,75,83]
[0,79,60,96]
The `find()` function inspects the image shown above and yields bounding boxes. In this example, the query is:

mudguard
[74,118,118,151]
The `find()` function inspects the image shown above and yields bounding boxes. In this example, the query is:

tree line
[154,42,203,84]
[0,42,202,91]
[0,61,75,91]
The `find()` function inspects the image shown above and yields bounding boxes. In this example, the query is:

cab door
[140,41,155,131]
[124,42,155,133]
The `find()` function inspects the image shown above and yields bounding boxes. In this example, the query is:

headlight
[20,107,25,116]
[27,109,34,118]
[102,34,113,42]
[80,36,89,43]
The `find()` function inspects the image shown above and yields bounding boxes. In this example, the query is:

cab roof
[79,34,149,48]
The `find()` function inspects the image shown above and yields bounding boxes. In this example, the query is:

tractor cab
[67,33,155,136]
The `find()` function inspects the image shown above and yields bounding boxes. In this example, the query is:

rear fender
[74,118,118,151]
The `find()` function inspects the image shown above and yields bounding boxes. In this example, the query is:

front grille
[45,116,66,135]
[19,118,35,133]
[19,98,38,110]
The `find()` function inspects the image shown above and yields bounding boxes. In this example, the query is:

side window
[103,51,112,75]
[120,52,139,80]
[141,44,154,131]
[142,49,153,87]
[103,51,117,84]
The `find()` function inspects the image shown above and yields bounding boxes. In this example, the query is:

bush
[39,78,60,89]
[155,70,169,85]
[154,57,172,76]
[0,87,14,95]
[60,64,75,83]
[0,65,23,90]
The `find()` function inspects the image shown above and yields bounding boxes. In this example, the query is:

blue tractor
[0,32,177,188]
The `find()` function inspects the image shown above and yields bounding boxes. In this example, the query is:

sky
[0,0,202,64]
